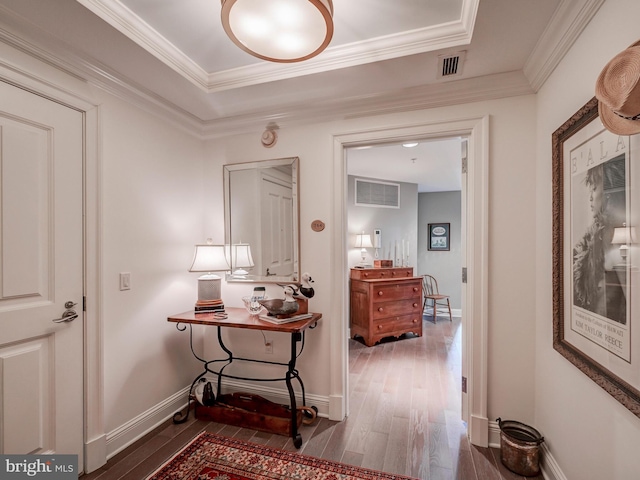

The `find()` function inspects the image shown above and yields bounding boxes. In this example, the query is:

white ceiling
[0,0,599,191]
[347,138,463,193]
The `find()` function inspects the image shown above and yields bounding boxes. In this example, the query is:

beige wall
[99,92,206,434]
[206,93,538,427]
[535,0,640,478]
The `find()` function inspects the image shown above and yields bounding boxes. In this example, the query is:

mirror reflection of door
[225,157,299,283]
[260,171,294,277]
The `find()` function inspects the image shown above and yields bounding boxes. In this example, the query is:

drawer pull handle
[413,318,418,323]
[413,303,418,308]
[413,287,419,292]
[378,325,383,330]
[378,307,384,313]
[377,291,384,296]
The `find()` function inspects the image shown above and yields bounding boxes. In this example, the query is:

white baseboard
[216,378,330,417]
[540,442,568,480]
[489,420,566,480]
[105,380,330,460]
[106,386,189,459]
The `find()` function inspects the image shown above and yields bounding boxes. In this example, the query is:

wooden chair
[422,274,452,323]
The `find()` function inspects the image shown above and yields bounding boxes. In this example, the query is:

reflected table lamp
[611,223,637,263]
[354,233,373,267]
[189,241,229,303]
[230,243,254,278]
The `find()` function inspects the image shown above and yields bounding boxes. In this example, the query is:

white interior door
[0,81,84,464]
[260,175,294,276]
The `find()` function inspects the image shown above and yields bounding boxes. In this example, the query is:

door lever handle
[53,309,78,323]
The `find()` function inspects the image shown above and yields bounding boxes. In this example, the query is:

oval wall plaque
[311,220,325,232]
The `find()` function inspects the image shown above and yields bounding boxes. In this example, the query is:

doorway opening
[345,137,463,311]
[345,135,465,417]
[329,117,489,447]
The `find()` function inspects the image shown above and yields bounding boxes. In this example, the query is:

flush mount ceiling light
[220,0,334,63]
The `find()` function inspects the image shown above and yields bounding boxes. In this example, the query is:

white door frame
[0,63,105,470]
[329,116,489,447]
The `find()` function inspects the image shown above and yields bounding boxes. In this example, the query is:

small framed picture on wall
[428,223,450,251]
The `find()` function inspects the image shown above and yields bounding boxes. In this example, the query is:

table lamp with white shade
[354,232,374,267]
[229,243,255,278]
[189,240,230,303]
[611,223,637,263]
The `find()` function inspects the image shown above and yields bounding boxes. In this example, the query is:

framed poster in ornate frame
[552,96,640,417]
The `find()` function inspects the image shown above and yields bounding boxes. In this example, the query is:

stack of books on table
[194,299,225,313]
[258,313,313,325]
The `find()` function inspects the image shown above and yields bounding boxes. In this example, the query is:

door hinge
[461,157,468,174]
[462,376,467,393]
[83,296,87,312]
[462,267,467,284]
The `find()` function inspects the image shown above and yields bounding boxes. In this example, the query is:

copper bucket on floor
[497,418,544,477]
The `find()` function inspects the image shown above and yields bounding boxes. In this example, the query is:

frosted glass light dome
[221,0,334,63]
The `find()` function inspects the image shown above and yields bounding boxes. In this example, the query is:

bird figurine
[258,285,299,317]
[298,272,315,298]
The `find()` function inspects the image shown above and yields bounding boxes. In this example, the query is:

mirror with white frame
[223,157,300,283]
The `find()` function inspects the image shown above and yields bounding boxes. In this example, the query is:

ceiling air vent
[437,51,466,79]
[355,179,400,208]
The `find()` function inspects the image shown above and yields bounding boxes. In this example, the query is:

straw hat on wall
[595,40,640,135]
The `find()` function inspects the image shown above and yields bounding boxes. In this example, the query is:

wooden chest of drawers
[350,268,422,347]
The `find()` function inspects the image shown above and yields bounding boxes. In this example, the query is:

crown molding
[343,71,534,119]
[0,19,530,141]
[523,0,605,91]
[0,0,588,140]
[199,70,534,138]
[77,0,479,93]
[0,4,205,136]
[75,0,209,89]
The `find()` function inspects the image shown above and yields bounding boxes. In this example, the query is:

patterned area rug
[147,432,417,480]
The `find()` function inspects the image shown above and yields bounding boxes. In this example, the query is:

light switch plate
[119,272,131,291]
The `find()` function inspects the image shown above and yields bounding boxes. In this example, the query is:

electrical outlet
[265,341,273,354]
[119,272,131,291]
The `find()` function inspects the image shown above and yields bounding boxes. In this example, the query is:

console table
[168,307,321,448]
[350,267,422,346]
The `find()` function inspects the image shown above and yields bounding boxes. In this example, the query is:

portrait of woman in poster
[572,156,627,324]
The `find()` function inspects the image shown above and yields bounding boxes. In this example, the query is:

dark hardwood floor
[82,316,541,480]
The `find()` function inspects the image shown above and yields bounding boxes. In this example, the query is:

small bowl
[242,295,266,315]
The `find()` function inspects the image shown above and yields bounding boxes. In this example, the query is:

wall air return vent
[437,51,466,79]
[355,179,400,208]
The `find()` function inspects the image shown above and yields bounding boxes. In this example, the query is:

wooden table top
[167,307,322,333]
